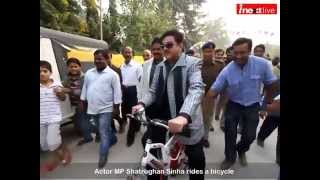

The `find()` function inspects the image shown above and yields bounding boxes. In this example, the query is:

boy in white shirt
[40,61,71,173]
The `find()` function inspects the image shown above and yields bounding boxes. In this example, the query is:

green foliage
[40,0,231,54]
[117,0,176,53]
[202,18,230,49]
[40,0,87,34]
[82,0,99,39]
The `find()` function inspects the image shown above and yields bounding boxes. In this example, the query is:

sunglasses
[160,42,174,49]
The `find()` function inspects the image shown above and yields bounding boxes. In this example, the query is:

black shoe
[220,126,225,132]
[118,125,125,134]
[203,139,210,148]
[135,124,141,133]
[75,131,82,137]
[77,138,93,146]
[127,135,135,147]
[257,139,264,148]
[123,118,128,125]
[238,152,248,166]
[220,159,235,170]
[98,156,108,168]
[95,135,100,143]
[210,126,214,132]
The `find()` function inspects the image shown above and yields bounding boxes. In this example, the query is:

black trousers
[185,141,206,180]
[257,116,280,141]
[142,127,205,180]
[141,126,167,149]
[224,101,260,162]
[258,115,280,163]
[111,113,122,132]
[121,86,140,138]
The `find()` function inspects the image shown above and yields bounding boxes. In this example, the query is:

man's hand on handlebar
[132,104,144,114]
[168,116,188,133]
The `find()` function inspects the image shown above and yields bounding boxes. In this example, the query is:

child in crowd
[62,58,99,146]
[40,60,71,173]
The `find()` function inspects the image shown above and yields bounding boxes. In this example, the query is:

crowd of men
[40,29,280,180]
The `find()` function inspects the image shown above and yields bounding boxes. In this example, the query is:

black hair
[40,60,52,72]
[232,37,253,51]
[272,57,280,66]
[226,46,233,53]
[66,57,81,67]
[151,37,162,46]
[215,49,225,55]
[202,42,216,50]
[254,44,266,52]
[94,49,110,59]
[160,29,184,44]
[186,49,195,56]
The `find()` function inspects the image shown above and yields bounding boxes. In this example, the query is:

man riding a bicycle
[132,29,206,180]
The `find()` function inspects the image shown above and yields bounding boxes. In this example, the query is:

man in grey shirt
[132,30,206,180]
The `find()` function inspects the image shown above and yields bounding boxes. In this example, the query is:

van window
[51,39,69,81]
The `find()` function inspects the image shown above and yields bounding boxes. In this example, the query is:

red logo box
[236,4,277,15]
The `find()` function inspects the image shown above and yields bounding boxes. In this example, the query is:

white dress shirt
[80,66,122,115]
[137,59,153,101]
[120,60,143,87]
[137,58,164,101]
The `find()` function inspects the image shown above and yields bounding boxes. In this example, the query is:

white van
[40,27,108,125]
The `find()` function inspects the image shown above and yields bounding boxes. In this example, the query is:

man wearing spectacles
[132,29,206,180]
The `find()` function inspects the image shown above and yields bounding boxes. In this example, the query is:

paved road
[40,117,279,180]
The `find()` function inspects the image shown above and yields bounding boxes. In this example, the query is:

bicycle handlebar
[126,108,191,137]
[126,112,169,129]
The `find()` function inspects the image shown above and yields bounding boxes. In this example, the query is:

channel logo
[236,4,277,15]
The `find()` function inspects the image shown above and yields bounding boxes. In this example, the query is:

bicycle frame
[127,108,188,175]
[142,133,177,172]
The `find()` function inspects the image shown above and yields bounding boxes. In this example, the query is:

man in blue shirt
[206,37,277,170]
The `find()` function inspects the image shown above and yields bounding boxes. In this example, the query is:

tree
[101,0,123,52]
[40,0,211,53]
[171,0,207,48]
[202,18,230,49]
[40,0,87,35]
[118,0,175,53]
[82,0,99,39]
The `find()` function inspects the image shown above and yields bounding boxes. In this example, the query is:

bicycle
[126,107,190,180]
